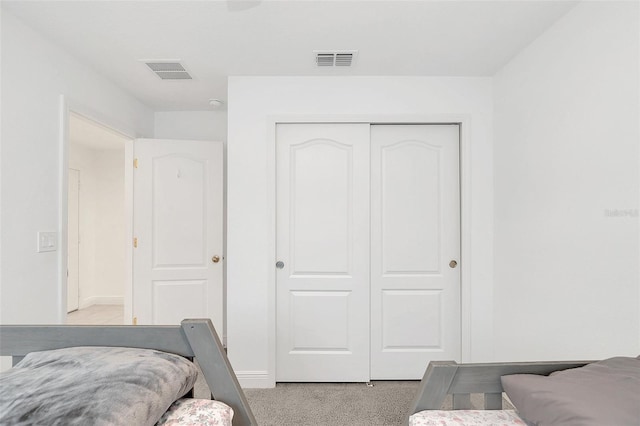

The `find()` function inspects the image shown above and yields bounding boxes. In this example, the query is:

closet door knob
[449,260,458,268]
[212,255,221,263]
[276,261,285,269]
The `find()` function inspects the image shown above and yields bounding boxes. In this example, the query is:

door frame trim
[58,95,137,324]
[266,114,472,385]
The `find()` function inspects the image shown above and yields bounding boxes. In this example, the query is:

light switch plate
[37,231,57,252]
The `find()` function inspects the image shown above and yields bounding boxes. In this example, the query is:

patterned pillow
[156,398,234,426]
[409,410,526,426]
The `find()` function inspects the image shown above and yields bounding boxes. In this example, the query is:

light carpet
[194,372,510,426]
[244,381,420,426]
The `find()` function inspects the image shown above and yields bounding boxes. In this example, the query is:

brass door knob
[449,260,458,268]
[212,255,221,263]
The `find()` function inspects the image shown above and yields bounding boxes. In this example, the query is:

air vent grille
[316,54,335,67]
[314,51,358,67]
[144,61,192,80]
[335,53,353,67]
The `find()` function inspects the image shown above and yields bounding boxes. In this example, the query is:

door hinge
[132,317,138,325]
[133,158,139,168]
[133,237,138,248]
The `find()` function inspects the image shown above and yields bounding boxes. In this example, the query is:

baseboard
[236,371,273,388]
[79,296,124,309]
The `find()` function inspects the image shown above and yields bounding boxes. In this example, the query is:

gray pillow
[501,356,640,426]
[0,346,198,426]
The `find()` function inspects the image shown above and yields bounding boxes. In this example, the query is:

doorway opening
[65,112,132,325]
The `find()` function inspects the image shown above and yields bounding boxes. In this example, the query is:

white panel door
[276,123,370,382]
[370,125,460,379]
[67,168,80,313]
[133,139,223,330]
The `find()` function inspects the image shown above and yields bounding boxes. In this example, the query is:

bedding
[0,346,198,426]
[501,355,640,426]
[156,398,234,426]
[409,409,526,426]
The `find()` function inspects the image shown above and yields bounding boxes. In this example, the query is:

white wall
[154,111,227,141]
[227,76,494,387]
[69,145,98,308]
[69,144,126,307]
[0,10,154,325]
[93,149,126,305]
[493,1,639,361]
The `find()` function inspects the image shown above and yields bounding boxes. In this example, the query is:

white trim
[458,120,472,362]
[236,371,271,389]
[58,96,70,324]
[635,2,640,354]
[265,114,473,387]
[79,296,125,309]
[124,140,134,324]
[58,95,138,325]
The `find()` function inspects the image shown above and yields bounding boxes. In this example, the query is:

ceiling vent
[314,51,358,67]
[144,61,192,80]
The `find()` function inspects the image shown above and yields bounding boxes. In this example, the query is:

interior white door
[67,168,80,313]
[132,139,223,330]
[370,124,460,379]
[276,123,370,382]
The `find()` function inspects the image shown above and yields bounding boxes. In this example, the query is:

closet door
[276,123,370,382]
[370,125,460,379]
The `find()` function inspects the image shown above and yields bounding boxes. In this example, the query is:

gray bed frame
[405,359,591,425]
[0,318,257,426]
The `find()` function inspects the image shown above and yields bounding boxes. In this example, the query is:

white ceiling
[3,0,579,111]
